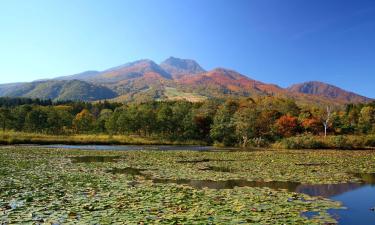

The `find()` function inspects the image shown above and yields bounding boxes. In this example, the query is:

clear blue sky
[1,0,375,97]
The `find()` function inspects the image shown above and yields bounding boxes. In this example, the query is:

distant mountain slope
[287,81,371,103]
[160,57,206,79]
[89,59,172,83]
[177,68,285,97]
[0,83,28,96]
[2,80,117,101]
[55,71,100,81]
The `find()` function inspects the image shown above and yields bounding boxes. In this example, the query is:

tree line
[0,97,374,146]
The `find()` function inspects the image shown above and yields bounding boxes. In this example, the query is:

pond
[2,146,375,224]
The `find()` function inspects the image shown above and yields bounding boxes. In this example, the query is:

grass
[164,87,207,102]
[1,130,375,151]
[3,147,370,224]
[0,131,206,146]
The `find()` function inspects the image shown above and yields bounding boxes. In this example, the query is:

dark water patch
[70,156,121,163]
[301,211,320,220]
[295,162,330,166]
[200,166,233,173]
[177,159,210,163]
[353,172,375,185]
[153,178,301,190]
[176,159,236,163]
[106,167,145,176]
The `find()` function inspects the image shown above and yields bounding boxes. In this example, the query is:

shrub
[273,134,326,149]
[274,135,370,150]
[365,135,375,147]
[247,137,270,148]
[326,135,349,149]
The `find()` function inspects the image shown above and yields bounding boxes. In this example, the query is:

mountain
[1,80,117,101]
[160,57,206,79]
[0,57,372,104]
[287,81,371,103]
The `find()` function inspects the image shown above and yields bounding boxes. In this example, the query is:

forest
[0,96,374,149]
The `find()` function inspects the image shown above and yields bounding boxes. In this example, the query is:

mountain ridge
[0,57,371,104]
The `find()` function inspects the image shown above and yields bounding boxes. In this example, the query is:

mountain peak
[160,57,205,78]
[93,59,172,82]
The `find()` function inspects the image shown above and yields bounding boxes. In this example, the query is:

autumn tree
[73,109,95,133]
[275,115,299,137]
[358,106,375,134]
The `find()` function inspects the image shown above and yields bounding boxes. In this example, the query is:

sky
[1,0,375,97]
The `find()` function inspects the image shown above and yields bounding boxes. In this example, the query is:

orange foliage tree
[275,115,299,137]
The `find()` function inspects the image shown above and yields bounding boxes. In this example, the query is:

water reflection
[296,183,365,198]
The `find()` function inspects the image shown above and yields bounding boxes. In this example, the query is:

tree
[106,108,123,134]
[11,105,32,131]
[24,107,49,133]
[73,109,95,133]
[319,106,332,137]
[233,106,260,146]
[358,106,375,134]
[210,100,239,146]
[301,117,321,134]
[156,104,174,136]
[275,115,299,137]
[0,107,11,132]
[95,109,113,133]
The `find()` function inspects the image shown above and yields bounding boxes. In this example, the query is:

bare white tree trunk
[322,106,331,138]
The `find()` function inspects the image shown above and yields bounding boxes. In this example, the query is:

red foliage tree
[275,115,299,137]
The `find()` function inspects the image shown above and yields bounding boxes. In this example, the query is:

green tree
[233,106,260,146]
[0,107,11,132]
[95,109,113,133]
[25,107,49,133]
[210,100,239,146]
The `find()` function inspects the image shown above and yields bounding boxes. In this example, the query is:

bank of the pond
[1,131,375,151]
[0,131,206,146]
